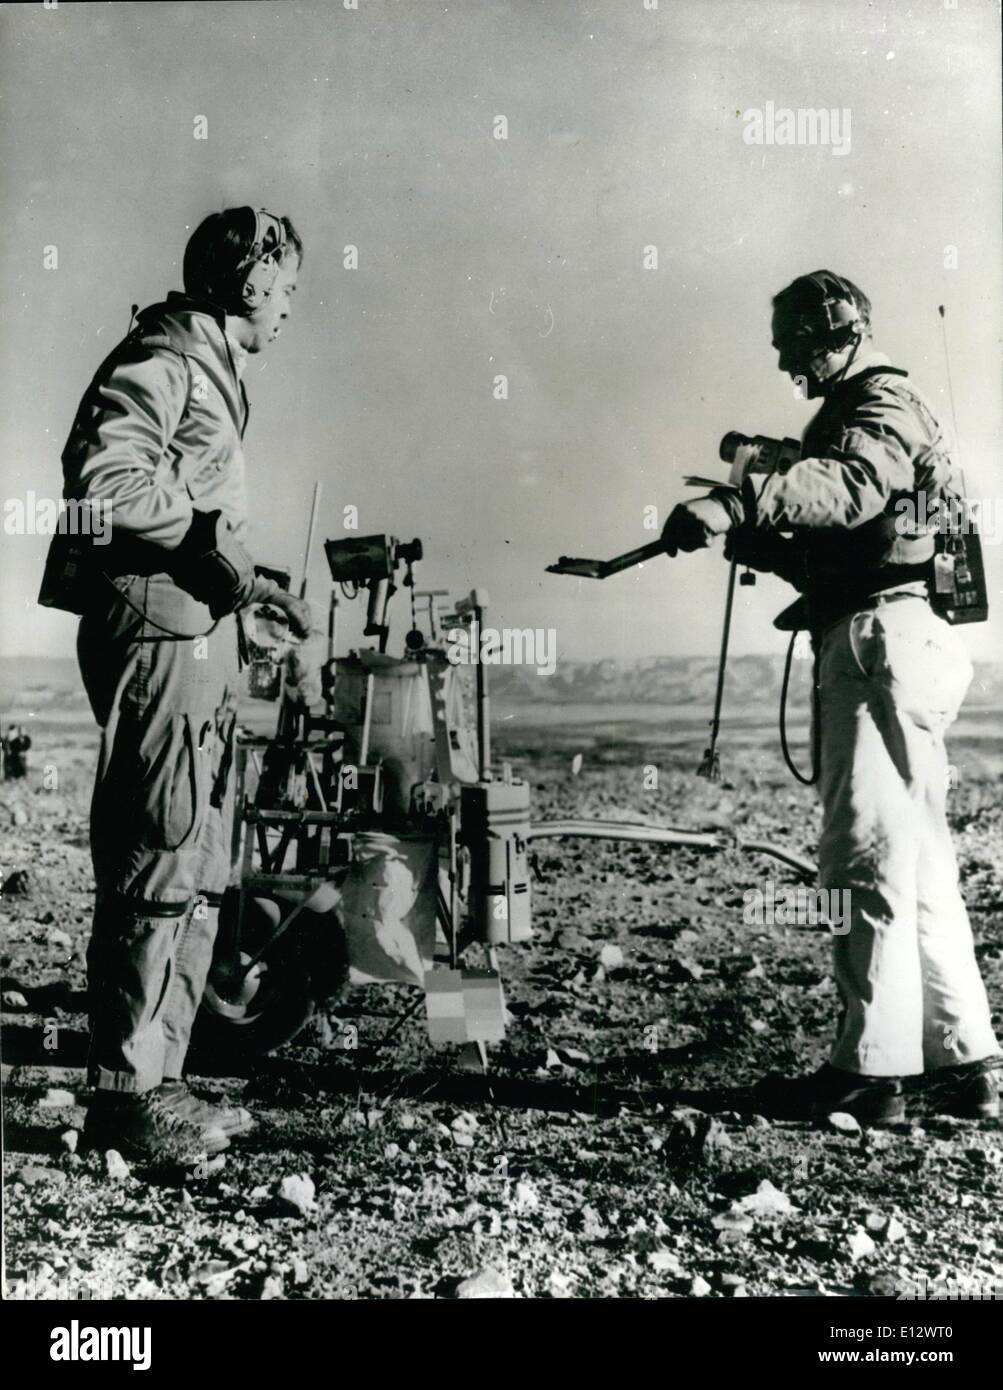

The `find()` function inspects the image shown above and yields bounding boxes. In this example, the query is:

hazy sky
[1,0,1001,663]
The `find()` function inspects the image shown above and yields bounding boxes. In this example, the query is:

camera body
[719,431,801,486]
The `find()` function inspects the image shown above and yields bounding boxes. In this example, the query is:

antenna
[937,304,965,490]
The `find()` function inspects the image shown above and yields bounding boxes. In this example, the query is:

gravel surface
[2,723,1001,1300]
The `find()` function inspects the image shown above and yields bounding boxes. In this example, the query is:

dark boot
[927,1059,1000,1120]
[82,1089,229,1165]
[754,1062,905,1124]
[157,1080,255,1138]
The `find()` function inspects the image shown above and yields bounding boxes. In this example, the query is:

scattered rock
[690,1275,712,1297]
[60,1129,78,1154]
[399,1113,418,1131]
[846,1227,876,1261]
[2,868,31,896]
[291,1257,310,1286]
[884,1217,907,1244]
[2,990,29,1009]
[17,1164,68,1187]
[548,1270,575,1297]
[384,1142,401,1159]
[599,944,624,971]
[105,1150,131,1182]
[648,1249,685,1276]
[39,1087,77,1108]
[260,1274,284,1300]
[712,1210,755,1239]
[50,930,73,950]
[865,1212,907,1244]
[734,1180,796,1219]
[513,1180,540,1214]
[455,1267,515,1299]
[275,1173,316,1216]
[826,1111,861,1135]
[868,1271,904,1297]
[664,1111,732,1170]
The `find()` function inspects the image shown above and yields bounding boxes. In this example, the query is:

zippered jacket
[39,293,258,609]
[728,352,954,625]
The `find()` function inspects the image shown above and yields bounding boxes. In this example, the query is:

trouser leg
[818,599,997,1077]
[161,669,239,1079]
[86,891,189,1094]
[77,578,238,1094]
[915,742,1000,1068]
[818,634,925,1075]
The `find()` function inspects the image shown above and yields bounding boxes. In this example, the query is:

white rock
[599,944,624,970]
[826,1111,862,1135]
[40,1088,76,1108]
[60,1129,78,1154]
[275,1173,316,1215]
[735,1180,796,1218]
[456,1267,515,1299]
[513,1180,540,1213]
[648,1250,685,1276]
[2,990,29,1009]
[104,1149,131,1182]
[690,1275,712,1297]
[847,1227,877,1261]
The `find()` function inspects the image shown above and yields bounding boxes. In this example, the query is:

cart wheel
[198,955,317,1056]
[194,888,342,1057]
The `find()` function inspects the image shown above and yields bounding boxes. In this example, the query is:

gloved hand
[725,524,784,572]
[725,524,802,585]
[661,496,734,557]
[170,510,256,617]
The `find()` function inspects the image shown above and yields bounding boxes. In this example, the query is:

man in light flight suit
[662,270,999,1123]
[40,207,312,1163]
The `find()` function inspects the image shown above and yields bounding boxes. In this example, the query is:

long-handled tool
[546,539,666,579]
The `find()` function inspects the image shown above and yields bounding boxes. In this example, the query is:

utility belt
[774,565,934,643]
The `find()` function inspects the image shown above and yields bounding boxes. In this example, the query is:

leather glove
[169,510,256,617]
[661,496,734,557]
[725,525,804,586]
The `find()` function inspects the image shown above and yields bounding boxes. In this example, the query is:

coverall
[737,350,999,1077]
[41,295,265,1093]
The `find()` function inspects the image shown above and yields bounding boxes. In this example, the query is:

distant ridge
[2,653,1000,711]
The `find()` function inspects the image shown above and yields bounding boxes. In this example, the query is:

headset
[230,208,288,314]
[778,270,867,352]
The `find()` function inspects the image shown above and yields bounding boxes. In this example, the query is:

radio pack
[929,497,989,625]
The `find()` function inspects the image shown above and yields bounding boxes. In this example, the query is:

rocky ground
[2,721,1001,1301]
